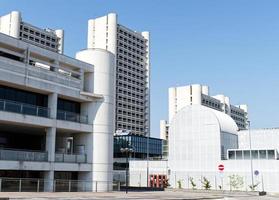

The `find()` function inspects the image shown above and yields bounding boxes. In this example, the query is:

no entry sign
[218,164,224,171]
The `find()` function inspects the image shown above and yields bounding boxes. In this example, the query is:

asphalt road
[0,190,278,200]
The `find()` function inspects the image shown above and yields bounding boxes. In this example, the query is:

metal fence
[0,178,112,192]
[57,110,88,124]
[55,153,87,163]
[0,99,50,118]
[0,149,48,162]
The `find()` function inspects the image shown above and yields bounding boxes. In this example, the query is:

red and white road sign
[218,164,224,171]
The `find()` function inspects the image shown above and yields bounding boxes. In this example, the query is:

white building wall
[238,128,279,150]
[0,11,21,38]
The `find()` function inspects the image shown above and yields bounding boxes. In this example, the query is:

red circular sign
[218,164,224,171]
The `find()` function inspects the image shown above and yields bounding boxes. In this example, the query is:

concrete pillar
[44,170,54,192]
[46,127,56,162]
[48,93,57,119]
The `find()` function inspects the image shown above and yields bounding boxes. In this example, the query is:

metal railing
[0,178,109,192]
[0,99,50,118]
[0,149,48,162]
[57,110,89,124]
[55,153,87,163]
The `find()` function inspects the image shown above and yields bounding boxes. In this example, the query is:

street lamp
[120,147,134,193]
[248,120,254,188]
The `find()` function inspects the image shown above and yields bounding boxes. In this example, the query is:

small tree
[189,177,196,190]
[228,174,244,191]
[201,177,211,190]
[177,180,182,189]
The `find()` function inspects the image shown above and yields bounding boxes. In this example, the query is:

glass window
[259,150,267,159]
[268,150,275,159]
[243,150,250,159]
[228,151,235,160]
[252,150,258,159]
[235,150,243,159]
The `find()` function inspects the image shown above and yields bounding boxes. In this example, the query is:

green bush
[201,177,211,190]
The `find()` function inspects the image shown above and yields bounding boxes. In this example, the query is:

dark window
[58,98,80,114]
[0,85,47,107]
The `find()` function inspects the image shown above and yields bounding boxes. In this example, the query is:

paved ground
[0,190,278,200]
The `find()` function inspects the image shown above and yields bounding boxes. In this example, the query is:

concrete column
[46,127,56,162]
[48,93,57,119]
[44,170,54,192]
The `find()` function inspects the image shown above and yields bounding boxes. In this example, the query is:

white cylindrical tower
[55,29,64,54]
[76,48,116,192]
[202,85,209,95]
[191,84,202,105]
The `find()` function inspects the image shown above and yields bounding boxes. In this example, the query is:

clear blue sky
[2,0,279,137]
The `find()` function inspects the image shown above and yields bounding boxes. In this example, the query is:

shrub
[189,177,196,190]
[201,177,211,190]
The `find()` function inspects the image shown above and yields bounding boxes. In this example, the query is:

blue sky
[1,0,279,137]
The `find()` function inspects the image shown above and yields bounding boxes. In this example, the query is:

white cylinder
[191,84,202,105]
[202,85,209,95]
[55,29,64,54]
[76,48,116,192]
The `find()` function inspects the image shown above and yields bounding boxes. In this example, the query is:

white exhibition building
[130,85,279,193]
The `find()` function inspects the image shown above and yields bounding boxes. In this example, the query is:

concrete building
[87,13,150,136]
[0,11,64,53]
[0,20,115,192]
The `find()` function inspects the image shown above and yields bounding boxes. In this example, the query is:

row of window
[118,95,145,106]
[117,102,144,112]
[118,61,146,74]
[117,28,146,44]
[118,75,145,87]
[118,54,145,68]
[0,85,81,114]
[116,123,144,132]
[118,44,145,58]
[118,41,146,55]
[118,66,146,80]
[20,32,57,49]
[202,99,221,109]
[231,108,245,117]
[231,115,245,123]
[21,24,57,42]
[118,81,146,92]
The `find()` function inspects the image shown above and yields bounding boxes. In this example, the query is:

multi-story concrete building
[0,11,64,53]
[87,13,150,136]
[0,16,115,192]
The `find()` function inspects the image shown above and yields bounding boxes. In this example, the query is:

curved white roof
[171,105,238,134]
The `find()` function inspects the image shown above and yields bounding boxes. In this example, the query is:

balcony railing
[57,110,88,124]
[0,99,50,118]
[55,153,87,163]
[0,149,48,162]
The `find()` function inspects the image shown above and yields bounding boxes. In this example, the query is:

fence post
[118,181,120,191]
[37,179,40,192]
[19,179,22,192]
[0,178,2,192]
[95,181,98,192]
[68,180,71,192]
[215,175,217,190]
[53,180,56,192]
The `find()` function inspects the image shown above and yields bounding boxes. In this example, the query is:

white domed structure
[168,105,238,187]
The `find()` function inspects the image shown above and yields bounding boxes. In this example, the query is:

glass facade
[114,135,162,158]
